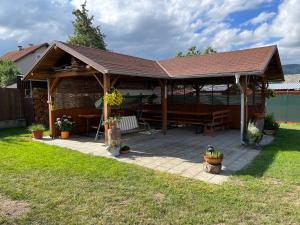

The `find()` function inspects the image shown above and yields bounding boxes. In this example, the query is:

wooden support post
[47,78,54,138]
[161,80,167,135]
[261,78,266,113]
[195,84,200,104]
[103,74,111,144]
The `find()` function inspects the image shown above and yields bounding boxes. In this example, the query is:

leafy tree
[176,46,217,57]
[68,1,106,50]
[0,59,20,87]
[203,46,217,54]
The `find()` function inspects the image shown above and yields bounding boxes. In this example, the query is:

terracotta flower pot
[32,130,43,139]
[204,155,223,165]
[61,131,70,139]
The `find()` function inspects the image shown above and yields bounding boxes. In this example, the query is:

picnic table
[78,114,100,135]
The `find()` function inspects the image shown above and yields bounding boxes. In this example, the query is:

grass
[0,125,299,225]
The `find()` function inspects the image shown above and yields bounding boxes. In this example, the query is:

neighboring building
[1,43,49,125]
[1,43,49,95]
[1,43,49,75]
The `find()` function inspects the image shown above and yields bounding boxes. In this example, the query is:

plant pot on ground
[263,114,279,135]
[203,145,223,165]
[55,115,75,139]
[28,124,45,139]
[246,121,263,146]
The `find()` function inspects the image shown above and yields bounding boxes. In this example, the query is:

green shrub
[28,124,46,131]
[264,114,280,130]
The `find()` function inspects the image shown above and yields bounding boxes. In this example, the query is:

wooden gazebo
[24,41,284,144]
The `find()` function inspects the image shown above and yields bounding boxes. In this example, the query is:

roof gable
[1,43,49,62]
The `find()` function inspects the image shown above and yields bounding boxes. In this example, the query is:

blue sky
[0,0,299,64]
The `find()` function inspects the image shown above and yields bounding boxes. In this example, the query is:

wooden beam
[111,75,120,88]
[93,73,103,89]
[161,80,167,135]
[35,69,97,78]
[50,77,61,95]
[47,78,55,138]
[103,74,111,144]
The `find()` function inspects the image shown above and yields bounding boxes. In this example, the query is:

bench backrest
[212,110,230,123]
[117,116,139,132]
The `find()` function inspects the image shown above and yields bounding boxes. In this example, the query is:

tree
[176,46,217,57]
[68,1,106,50]
[203,46,217,54]
[0,59,20,87]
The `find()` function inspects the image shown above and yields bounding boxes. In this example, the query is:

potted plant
[264,114,279,135]
[103,116,121,129]
[246,122,263,146]
[203,145,223,165]
[104,89,123,106]
[28,123,45,139]
[55,115,75,139]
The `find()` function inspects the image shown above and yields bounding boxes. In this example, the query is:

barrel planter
[32,130,43,139]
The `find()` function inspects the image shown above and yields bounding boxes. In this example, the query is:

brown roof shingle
[1,43,49,62]
[158,45,277,78]
[57,42,168,78]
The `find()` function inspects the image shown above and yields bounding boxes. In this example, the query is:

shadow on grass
[236,126,300,178]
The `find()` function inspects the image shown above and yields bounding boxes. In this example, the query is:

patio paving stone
[36,127,273,184]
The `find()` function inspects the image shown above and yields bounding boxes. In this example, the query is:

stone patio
[37,127,273,184]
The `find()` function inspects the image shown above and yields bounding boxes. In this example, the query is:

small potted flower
[103,116,121,129]
[55,115,75,139]
[246,122,263,146]
[203,145,223,165]
[28,123,45,139]
[264,114,279,135]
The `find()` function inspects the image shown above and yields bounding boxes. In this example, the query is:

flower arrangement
[104,89,123,106]
[55,115,75,131]
[103,116,121,127]
[246,122,263,145]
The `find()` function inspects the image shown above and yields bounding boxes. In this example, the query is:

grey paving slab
[36,127,271,184]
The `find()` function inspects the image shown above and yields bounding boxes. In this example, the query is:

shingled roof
[158,45,278,78]
[25,41,284,81]
[1,43,49,62]
[57,42,168,78]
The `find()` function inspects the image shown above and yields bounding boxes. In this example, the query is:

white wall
[15,46,48,76]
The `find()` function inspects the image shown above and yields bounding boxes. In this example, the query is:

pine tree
[68,1,106,50]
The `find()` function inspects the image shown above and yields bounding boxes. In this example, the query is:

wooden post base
[203,162,222,174]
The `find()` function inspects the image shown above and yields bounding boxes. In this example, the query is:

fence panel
[267,94,300,122]
[0,88,24,121]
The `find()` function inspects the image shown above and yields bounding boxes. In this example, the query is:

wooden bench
[140,109,230,134]
[202,110,230,134]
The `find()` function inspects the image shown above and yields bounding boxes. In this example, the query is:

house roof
[1,43,49,62]
[56,41,168,78]
[158,45,278,78]
[24,41,284,81]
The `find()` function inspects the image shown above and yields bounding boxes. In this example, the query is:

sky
[0,0,299,64]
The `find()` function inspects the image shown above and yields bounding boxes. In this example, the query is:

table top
[78,114,100,119]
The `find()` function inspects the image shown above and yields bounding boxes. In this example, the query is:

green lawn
[0,125,299,225]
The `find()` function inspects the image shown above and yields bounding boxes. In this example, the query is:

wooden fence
[0,88,24,121]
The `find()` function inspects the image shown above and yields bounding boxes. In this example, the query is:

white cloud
[249,11,276,25]
[0,0,299,64]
